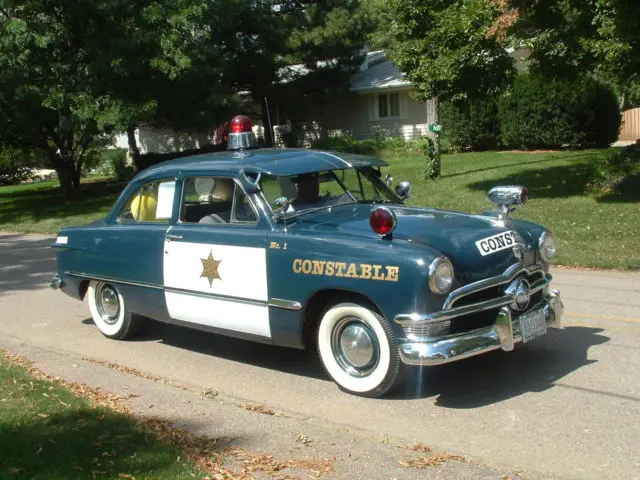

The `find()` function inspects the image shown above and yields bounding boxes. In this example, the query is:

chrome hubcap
[331,317,379,377]
[96,283,120,324]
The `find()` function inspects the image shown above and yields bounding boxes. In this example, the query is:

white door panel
[165,291,270,337]
[163,240,268,301]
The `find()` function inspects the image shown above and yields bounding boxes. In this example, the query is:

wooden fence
[619,108,640,142]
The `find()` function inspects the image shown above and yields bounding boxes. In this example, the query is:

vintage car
[51,115,563,397]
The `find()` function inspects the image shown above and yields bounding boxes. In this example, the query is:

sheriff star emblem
[200,250,221,287]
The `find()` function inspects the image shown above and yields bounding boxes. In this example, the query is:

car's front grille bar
[394,262,550,329]
[443,262,545,310]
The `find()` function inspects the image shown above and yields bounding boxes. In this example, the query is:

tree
[216,1,373,146]
[0,0,227,194]
[487,0,640,108]
[371,0,517,178]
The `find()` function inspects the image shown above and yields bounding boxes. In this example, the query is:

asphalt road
[1,232,639,480]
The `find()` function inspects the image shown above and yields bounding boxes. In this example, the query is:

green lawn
[1,149,638,269]
[0,354,206,480]
[0,178,122,234]
[385,149,640,270]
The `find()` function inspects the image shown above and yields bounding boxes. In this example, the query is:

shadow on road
[0,233,56,295]
[396,326,610,407]
[82,317,328,381]
[82,315,609,406]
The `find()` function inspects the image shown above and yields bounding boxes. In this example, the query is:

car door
[162,174,271,339]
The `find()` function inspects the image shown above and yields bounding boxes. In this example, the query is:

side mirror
[385,174,394,187]
[395,181,412,200]
[271,196,291,218]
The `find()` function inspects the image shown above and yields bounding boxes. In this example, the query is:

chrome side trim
[268,298,303,311]
[164,286,267,307]
[64,272,163,290]
[443,262,544,309]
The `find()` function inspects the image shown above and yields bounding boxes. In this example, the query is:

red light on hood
[229,115,252,134]
[370,207,397,236]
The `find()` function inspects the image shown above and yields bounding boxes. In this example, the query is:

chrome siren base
[398,290,563,366]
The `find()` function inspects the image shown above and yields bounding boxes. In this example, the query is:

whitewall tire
[87,280,140,340]
[317,302,404,397]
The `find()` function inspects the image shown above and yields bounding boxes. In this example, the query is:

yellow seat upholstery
[131,192,157,221]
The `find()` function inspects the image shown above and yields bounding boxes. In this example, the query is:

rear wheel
[87,280,140,340]
[317,302,405,397]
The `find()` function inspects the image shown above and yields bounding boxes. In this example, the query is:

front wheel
[317,302,405,397]
[87,280,140,340]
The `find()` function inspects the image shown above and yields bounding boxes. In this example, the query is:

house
[271,51,437,146]
[111,50,437,156]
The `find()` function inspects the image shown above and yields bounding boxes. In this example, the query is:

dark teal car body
[51,147,563,397]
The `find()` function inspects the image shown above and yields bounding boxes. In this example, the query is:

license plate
[519,308,547,343]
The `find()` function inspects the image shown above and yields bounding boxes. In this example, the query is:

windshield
[257,166,399,217]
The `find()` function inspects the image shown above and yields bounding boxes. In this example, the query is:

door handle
[166,234,183,241]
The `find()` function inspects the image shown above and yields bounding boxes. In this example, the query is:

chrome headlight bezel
[428,257,455,295]
[539,231,556,262]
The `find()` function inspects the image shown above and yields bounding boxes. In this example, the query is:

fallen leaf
[238,403,279,416]
[399,454,465,468]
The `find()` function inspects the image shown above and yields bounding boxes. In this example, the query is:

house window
[378,93,400,118]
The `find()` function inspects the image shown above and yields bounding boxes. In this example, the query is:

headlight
[428,257,455,294]
[539,231,556,262]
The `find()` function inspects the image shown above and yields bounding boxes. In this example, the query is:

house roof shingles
[349,52,412,93]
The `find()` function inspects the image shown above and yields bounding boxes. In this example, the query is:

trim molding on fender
[268,298,303,311]
[65,271,163,290]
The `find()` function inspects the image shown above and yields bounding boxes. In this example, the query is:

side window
[118,179,176,223]
[180,176,258,225]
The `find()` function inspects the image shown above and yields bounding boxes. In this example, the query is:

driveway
[1,232,639,479]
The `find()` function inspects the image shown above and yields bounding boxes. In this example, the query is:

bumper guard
[398,289,564,366]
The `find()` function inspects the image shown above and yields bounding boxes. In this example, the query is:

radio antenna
[263,96,275,147]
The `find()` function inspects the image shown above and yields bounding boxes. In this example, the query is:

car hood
[288,204,540,284]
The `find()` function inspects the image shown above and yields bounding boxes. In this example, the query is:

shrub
[440,98,501,151]
[419,137,439,179]
[310,136,379,155]
[95,148,135,182]
[607,143,640,177]
[0,148,40,186]
[310,135,442,157]
[499,74,621,149]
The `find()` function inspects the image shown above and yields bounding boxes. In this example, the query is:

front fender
[266,232,445,339]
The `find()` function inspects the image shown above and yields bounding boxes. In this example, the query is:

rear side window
[179,176,258,225]
[117,179,176,223]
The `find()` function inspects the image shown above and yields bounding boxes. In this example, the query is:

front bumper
[50,274,63,289]
[398,289,564,366]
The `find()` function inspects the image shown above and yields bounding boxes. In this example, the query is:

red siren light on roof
[229,115,253,134]
[226,114,257,151]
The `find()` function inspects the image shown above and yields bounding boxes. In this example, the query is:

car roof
[134,148,388,181]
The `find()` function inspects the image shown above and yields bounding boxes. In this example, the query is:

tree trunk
[72,168,81,189]
[426,97,441,178]
[53,160,74,197]
[126,123,142,170]
[49,149,81,197]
